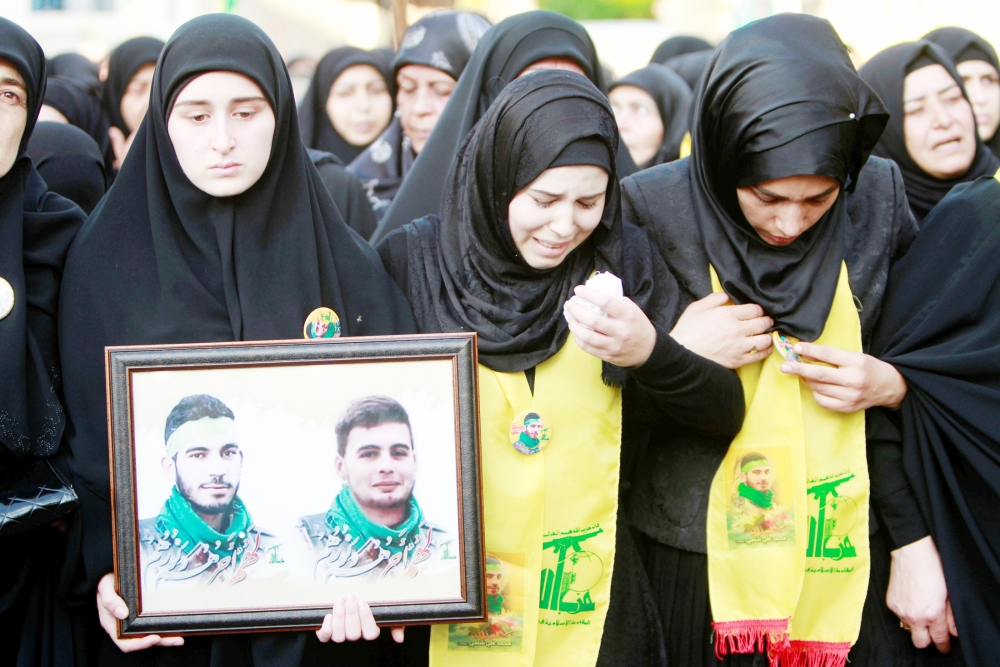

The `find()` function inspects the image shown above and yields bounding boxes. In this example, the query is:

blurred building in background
[3,0,999,81]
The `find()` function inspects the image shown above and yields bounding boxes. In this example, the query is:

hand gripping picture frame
[106,333,484,637]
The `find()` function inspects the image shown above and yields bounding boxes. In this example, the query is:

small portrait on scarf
[107,334,483,635]
[727,448,795,548]
[445,552,525,652]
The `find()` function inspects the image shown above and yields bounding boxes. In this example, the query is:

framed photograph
[106,333,483,637]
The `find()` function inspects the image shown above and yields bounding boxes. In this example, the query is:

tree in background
[538,0,654,20]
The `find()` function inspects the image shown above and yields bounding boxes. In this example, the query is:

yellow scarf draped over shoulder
[707,263,870,667]
[430,335,622,667]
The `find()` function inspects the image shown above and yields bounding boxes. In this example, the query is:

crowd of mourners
[1,7,999,667]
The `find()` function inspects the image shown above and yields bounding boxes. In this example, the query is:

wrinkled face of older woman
[167,71,276,197]
[396,64,456,155]
[507,164,608,270]
[0,58,28,179]
[903,64,977,179]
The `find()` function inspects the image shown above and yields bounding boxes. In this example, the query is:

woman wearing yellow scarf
[622,14,924,667]
[376,69,746,666]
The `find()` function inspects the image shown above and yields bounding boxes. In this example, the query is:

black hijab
[47,52,100,92]
[43,75,114,179]
[690,13,888,342]
[297,46,394,164]
[101,36,164,134]
[923,27,1000,156]
[859,41,999,223]
[27,122,106,215]
[610,65,692,168]
[650,35,713,65]
[58,13,415,501]
[401,70,635,382]
[0,18,86,460]
[871,172,1000,666]
[665,49,713,92]
[348,11,491,220]
[371,10,635,244]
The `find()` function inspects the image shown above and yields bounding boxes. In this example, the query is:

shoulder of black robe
[650,35,713,65]
[308,149,380,241]
[371,10,620,244]
[677,13,890,342]
[43,75,115,179]
[664,49,712,93]
[27,122,107,215]
[0,18,87,460]
[349,12,490,223]
[922,27,1000,157]
[870,170,1000,666]
[47,52,101,92]
[57,14,415,590]
[296,46,394,164]
[610,65,692,167]
[100,36,164,133]
[393,69,676,384]
[859,40,999,222]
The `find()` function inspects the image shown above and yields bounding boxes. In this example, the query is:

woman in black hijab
[649,35,713,66]
[664,49,713,92]
[56,13,415,666]
[48,52,101,92]
[28,122,107,214]
[370,10,637,244]
[860,41,999,222]
[609,65,691,168]
[101,36,163,137]
[378,67,744,667]
[621,14,922,666]
[871,170,1000,666]
[297,46,394,164]
[0,16,88,667]
[40,75,114,180]
[348,11,491,221]
[923,27,1000,157]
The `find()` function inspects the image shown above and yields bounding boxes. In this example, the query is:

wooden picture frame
[106,333,483,637]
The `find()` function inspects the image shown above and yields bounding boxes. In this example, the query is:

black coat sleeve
[315,160,380,242]
[375,226,410,295]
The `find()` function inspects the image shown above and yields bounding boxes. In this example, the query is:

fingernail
[793,344,802,352]
[115,607,127,619]
[780,363,791,373]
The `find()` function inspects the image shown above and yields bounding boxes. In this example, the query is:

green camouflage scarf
[325,485,424,555]
[155,486,253,558]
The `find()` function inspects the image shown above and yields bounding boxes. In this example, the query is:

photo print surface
[129,358,462,614]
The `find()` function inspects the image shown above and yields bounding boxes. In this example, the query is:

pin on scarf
[0,277,12,319]
[771,331,802,362]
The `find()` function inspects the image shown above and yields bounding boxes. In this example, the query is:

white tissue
[564,271,623,327]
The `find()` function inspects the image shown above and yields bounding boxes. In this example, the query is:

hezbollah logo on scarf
[707,263,870,667]
[325,485,425,555]
[155,486,254,558]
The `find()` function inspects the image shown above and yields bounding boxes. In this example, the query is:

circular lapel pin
[771,331,802,362]
[0,277,13,320]
[510,409,550,455]
[303,307,341,339]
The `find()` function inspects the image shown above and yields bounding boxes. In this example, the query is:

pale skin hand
[667,292,773,369]
[563,285,657,367]
[97,573,185,652]
[98,573,403,651]
[109,126,136,170]
[779,342,907,412]
[887,536,958,652]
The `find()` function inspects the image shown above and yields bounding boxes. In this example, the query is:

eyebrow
[755,184,839,200]
[0,77,26,90]
[530,188,606,199]
[173,95,268,108]
[903,82,960,104]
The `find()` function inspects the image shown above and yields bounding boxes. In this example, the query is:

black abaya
[370,10,635,244]
[871,171,1000,666]
[28,122,107,214]
[297,47,394,164]
[56,14,414,667]
[609,65,692,168]
[859,41,999,222]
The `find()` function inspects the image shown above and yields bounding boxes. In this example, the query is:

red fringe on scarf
[712,618,790,660]
[769,640,852,667]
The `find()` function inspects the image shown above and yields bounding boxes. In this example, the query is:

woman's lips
[761,230,798,246]
[932,136,963,152]
[210,162,241,176]
[533,237,569,257]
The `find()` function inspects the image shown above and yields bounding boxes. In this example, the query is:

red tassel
[770,640,852,667]
[712,618,790,660]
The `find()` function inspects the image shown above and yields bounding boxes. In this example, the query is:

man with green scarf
[138,394,284,588]
[298,396,456,582]
[728,452,791,540]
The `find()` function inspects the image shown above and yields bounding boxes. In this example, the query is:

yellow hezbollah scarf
[707,263,870,667]
[430,334,622,666]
